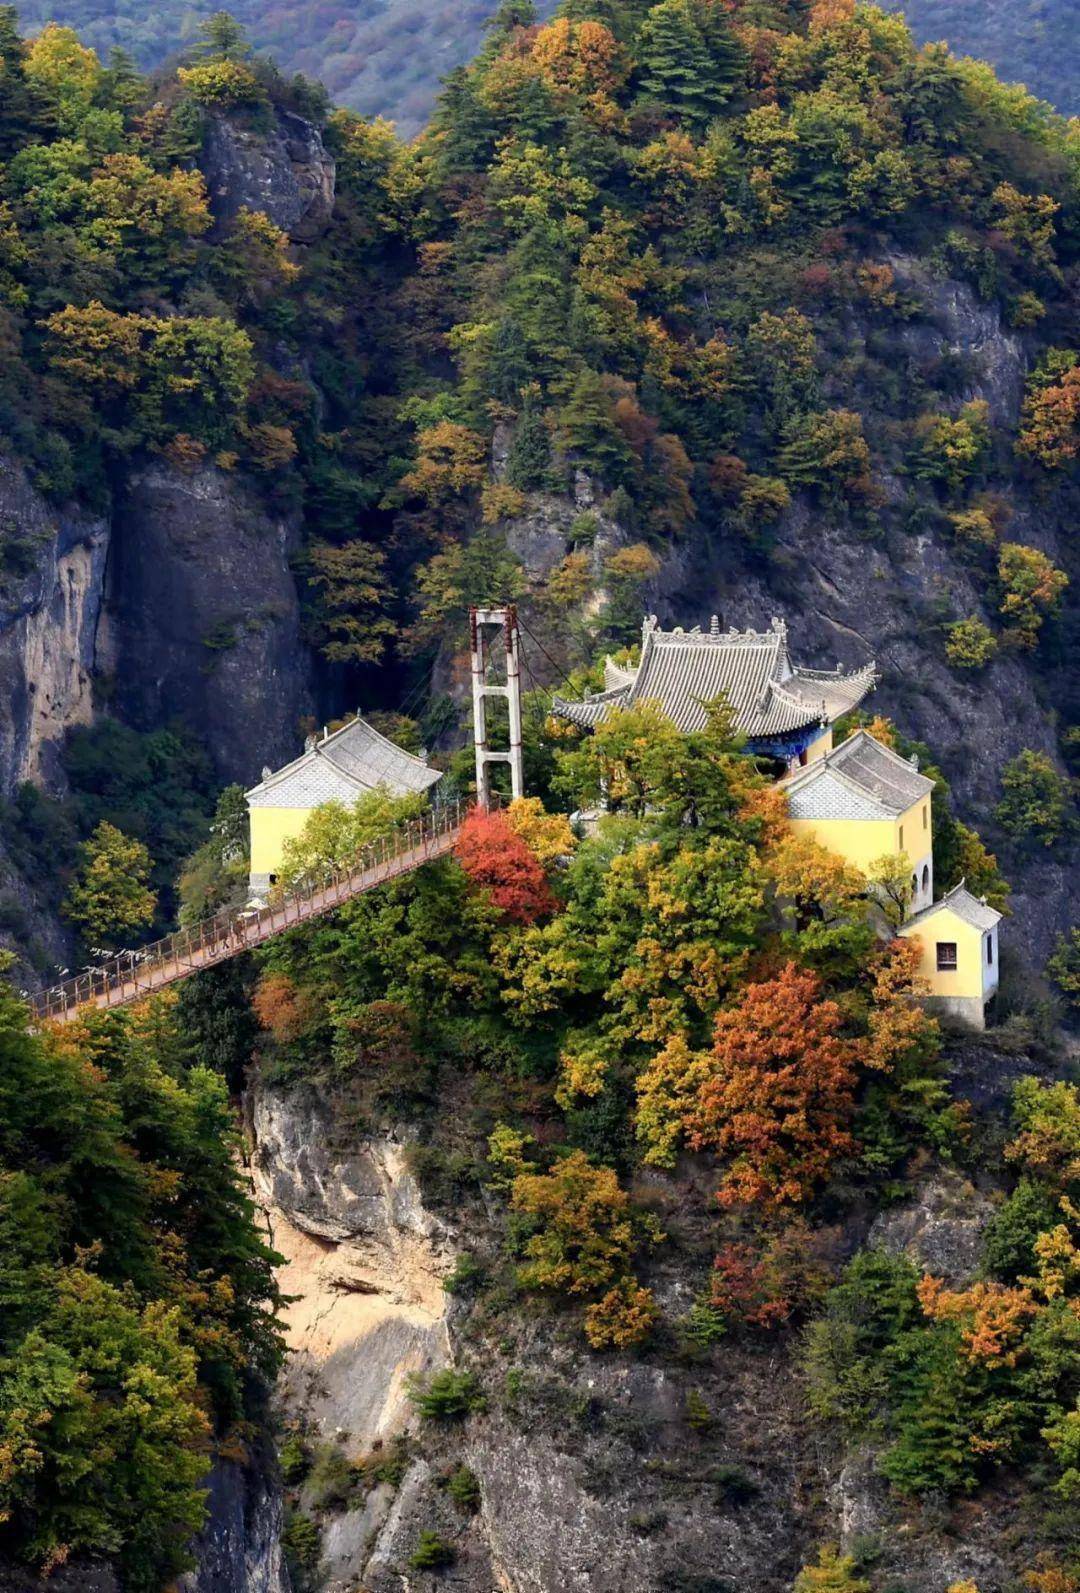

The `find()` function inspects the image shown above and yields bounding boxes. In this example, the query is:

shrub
[278,1431,311,1485]
[945,617,998,670]
[444,1464,481,1512]
[583,1278,659,1349]
[794,1545,871,1592]
[996,751,1074,847]
[407,1368,486,1422]
[998,543,1068,647]
[409,1530,456,1570]
[1047,928,1080,1011]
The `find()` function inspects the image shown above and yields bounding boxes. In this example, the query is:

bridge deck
[30,800,471,1025]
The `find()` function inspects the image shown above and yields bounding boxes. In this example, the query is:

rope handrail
[29,795,494,1025]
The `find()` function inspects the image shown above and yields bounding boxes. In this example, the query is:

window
[910,874,917,896]
[922,864,930,891]
[798,749,808,767]
[899,824,904,850]
[987,936,994,966]
[936,942,957,971]
[923,804,928,830]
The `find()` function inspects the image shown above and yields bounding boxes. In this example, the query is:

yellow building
[899,882,1002,1029]
[781,729,936,916]
[245,716,441,897]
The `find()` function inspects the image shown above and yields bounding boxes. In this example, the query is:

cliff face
[643,260,1076,967]
[100,462,313,786]
[201,109,336,243]
[245,1072,1035,1593]
[0,454,108,797]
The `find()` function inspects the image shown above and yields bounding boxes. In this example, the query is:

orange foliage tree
[686,962,864,1208]
[455,806,558,924]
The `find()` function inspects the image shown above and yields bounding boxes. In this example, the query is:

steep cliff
[246,1053,1051,1593]
[100,462,313,787]
[201,109,336,243]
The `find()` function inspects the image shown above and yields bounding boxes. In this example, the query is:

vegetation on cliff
[0,0,1079,1583]
[0,977,284,1587]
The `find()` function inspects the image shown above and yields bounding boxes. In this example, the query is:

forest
[0,0,1078,1586]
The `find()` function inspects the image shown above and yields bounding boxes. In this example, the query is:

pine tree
[195,11,252,61]
[432,66,497,177]
[506,395,553,489]
[556,369,635,485]
[635,0,728,126]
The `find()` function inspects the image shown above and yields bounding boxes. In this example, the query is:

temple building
[899,883,1002,1029]
[245,716,442,896]
[781,728,936,916]
[552,615,878,765]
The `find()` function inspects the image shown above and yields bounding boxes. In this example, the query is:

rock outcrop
[0,453,108,795]
[100,462,313,786]
[249,1086,457,1591]
[179,1459,290,1593]
[201,109,335,242]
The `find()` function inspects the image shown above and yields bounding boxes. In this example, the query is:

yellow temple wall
[804,726,833,764]
[787,791,927,874]
[898,907,990,1002]
[249,805,313,882]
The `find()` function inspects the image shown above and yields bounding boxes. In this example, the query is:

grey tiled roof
[553,616,876,737]
[787,767,894,822]
[247,715,442,809]
[906,881,1002,932]
[782,730,935,819]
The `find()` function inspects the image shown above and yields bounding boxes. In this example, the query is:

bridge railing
[29,794,487,1024]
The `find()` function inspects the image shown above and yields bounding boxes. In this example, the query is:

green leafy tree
[1047,928,1080,1012]
[945,617,998,670]
[63,820,157,942]
[636,0,733,126]
[996,750,1074,847]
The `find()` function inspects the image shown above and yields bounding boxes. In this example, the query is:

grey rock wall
[100,462,313,786]
[201,109,335,242]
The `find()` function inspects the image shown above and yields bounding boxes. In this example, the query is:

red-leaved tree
[686,962,864,1209]
[455,806,558,925]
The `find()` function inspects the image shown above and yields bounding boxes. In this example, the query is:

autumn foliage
[687,963,864,1208]
[455,805,558,924]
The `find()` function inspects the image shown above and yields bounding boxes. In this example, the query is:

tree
[556,369,636,486]
[794,1544,871,1592]
[455,806,558,924]
[194,11,252,60]
[510,1148,645,1295]
[63,821,157,942]
[636,0,733,126]
[1047,929,1080,1012]
[305,540,396,666]
[1018,352,1080,469]
[996,750,1074,847]
[779,409,874,504]
[505,393,553,490]
[910,401,991,490]
[686,963,864,1209]
[998,543,1068,647]
[946,617,998,670]
[278,787,426,889]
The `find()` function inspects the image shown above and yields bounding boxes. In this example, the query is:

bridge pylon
[469,606,524,810]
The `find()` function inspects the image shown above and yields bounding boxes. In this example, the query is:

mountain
[884,0,1080,116]
[11,0,1080,133]
[1,2,1080,1589]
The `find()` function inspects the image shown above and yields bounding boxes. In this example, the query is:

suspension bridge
[29,797,480,1026]
[27,602,569,1028]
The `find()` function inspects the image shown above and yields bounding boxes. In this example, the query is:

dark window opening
[922,864,930,891]
[987,936,994,965]
[269,874,278,885]
[937,941,957,971]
